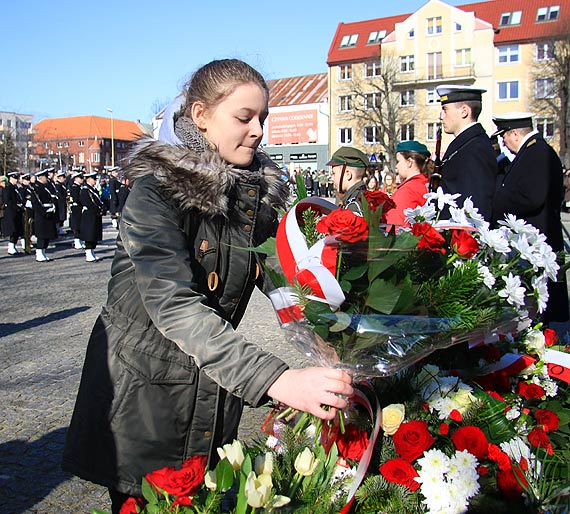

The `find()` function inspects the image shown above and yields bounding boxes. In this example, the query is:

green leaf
[248,237,277,256]
[216,458,235,491]
[341,263,368,281]
[366,279,404,314]
[235,466,248,514]
[141,478,159,504]
[296,173,308,200]
[145,505,160,514]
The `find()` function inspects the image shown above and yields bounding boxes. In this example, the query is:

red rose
[449,409,463,422]
[316,209,369,243]
[528,427,554,455]
[482,345,502,363]
[497,467,528,501]
[534,409,559,432]
[337,424,369,461]
[451,426,489,460]
[478,465,489,475]
[488,444,512,471]
[411,222,447,254]
[363,190,396,213]
[119,497,144,514]
[146,455,207,498]
[451,229,479,258]
[517,382,546,400]
[439,422,450,435]
[392,420,435,462]
[379,458,420,491]
[544,328,558,347]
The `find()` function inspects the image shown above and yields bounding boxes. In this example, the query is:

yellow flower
[382,403,405,435]
[217,440,245,471]
[245,471,272,508]
[204,470,217,490]
[254,452,274,476]
[294,447,320,476]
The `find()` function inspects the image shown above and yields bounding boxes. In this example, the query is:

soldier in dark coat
[2,171,25,255]
[116,175,130,214]
[55,170,69,236]
[491,112,569,323]
[108,167,121,229]
[436,85,498,220]
[327,146,370,214]
[20,173,34,253]
[30,169,57,261]
[80,171,105,262]
[69,171,85,249]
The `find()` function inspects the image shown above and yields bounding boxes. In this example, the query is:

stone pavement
[0,217,308,514]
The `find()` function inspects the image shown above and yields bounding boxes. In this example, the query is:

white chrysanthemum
[449,206,471,226]
[424,187,462,211]
[404,202,437,223]
[501,437,531,462]
[478,226,511,254]
[537,248,560,281]
[418,448,451,476]
[532,274,549,313]
[462,197,488,229]
[498,273,526,307]
[510,234,541,268]
[477,263,496,288]
[506,407,521,421]
[498,214,533,234]
[542,377,559,397]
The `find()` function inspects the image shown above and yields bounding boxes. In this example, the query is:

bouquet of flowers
[262,188,559,378]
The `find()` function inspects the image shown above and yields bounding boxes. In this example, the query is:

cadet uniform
[69,171,85,249]
[491,112,569,322]
[327,147,370,215]
[20,173,35,253]
[30,169,58,261]
[80,171,105,262]
[55,170,69,235]
[436,85,498,220]
[2,171,24,255]
[108,168,121,228]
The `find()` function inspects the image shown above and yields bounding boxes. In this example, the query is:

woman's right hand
[266,367,353,420]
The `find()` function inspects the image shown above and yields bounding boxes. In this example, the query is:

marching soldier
[30,169,58,262]
[117,175,131,215]
[108,167,121,229]
[2,170,25,255]
[80,171,105,262]
[69,170,85,249]
[55,170,69,236]
[20,173,34,253]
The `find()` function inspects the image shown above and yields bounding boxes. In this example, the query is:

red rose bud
[451,229,479,258]
[488,444,512,471]
[534,409,560,432]
[477,465,489,475]
[522,407,531,415]
[439,423,450,435]
[451,426,489,460]
[519,456,529,471]
[411,222,447,254]
[363,190,396,213]
[497,467,528,501]
[421,402,430,411]
[119,497,145,514]
[449,409,463,422]
[544,328,558,347]
[517,382,546,400]
[393,420,435,462]
[379,458,420,491]
[528,427,554,455]
[316,209,369,243]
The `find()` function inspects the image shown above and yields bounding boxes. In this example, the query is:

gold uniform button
[246,209,254,217]
[247,189,256,197]
[204,431,212,438]
[244,224,252,232]
[232,297,240,304]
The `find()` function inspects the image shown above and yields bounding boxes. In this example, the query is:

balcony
[393,64,476,87]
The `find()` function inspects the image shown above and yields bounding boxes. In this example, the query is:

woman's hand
[266,368,353,420]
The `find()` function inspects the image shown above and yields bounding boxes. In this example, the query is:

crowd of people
[1,166,130,262]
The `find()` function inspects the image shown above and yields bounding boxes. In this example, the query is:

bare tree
[350,49,415,170]
[531,30,570,168]
[1,131,19,175]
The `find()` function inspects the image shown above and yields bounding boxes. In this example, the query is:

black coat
[440,123,498,220]
[2,181,24,237]
[109,176,121,214]
[55,181,68,223]
[62,137,290,496]
[30,181,58,239]
[69,183,83,232]
[79,183,104,242]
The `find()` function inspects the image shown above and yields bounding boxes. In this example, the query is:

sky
[2,0,465,125]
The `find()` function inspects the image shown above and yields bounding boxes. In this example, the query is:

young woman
[62,59,353,514]
[381,172,397,195]
[384,140,432,227]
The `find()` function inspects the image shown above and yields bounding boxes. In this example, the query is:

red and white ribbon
[276,198,345,310]
[477,353,536,378]
[268,287,304,324]
[545,349,570,383]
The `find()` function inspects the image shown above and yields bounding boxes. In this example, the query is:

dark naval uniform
[2,173,25,254]
[80,181,105,250]
[30,173,58,261]
[55,175,69,233]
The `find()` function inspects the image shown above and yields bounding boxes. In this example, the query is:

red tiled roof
[34,116,144,141]
[327,0,570,64]
[267,73,328,107]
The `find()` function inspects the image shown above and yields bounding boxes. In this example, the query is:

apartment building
[327,0,569,161]
[0,111,34,171]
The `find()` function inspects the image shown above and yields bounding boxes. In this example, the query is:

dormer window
[367,30,387,44]
[427,17,442,35]
[340,34,359,48]
[499,11,522,26]
[537,5,560,21]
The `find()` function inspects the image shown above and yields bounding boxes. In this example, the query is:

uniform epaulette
[527,139,537,148]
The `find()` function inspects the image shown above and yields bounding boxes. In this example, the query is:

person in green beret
[327,146,370,214]
[385,140,433,227]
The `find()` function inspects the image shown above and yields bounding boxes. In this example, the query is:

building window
[537,6,560,21]
[426,122,439,141]
[339,64,352,80]
[57,142,63,148]
[427,17,442,35]
[455,48,471,66]
[426,88,437,104]
[536,118,555,137]
[455,22,462,31]
[44,142,49,149]
[535,78,556,99]
[400,90,415,106]
[92,153,100,163]
[339,127,353,144]
[400,124,415,141]
[400,55,415,72]
[78,152,85,164]
[364,61,381,78]
[498,81,519,100]
[408,28,415,38]
[339,95,353,112]
[78,140,85,147]
[499,11,522,26]
[536,42,555,60]
[340,34,359,48]
[64,141,69,148]
[427,52,442,79]
[364,126,381,144]
[498,45,520,63]
[364,93,381,110]
[367,30,386,44]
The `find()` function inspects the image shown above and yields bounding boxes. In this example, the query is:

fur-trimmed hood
[125,136,289,217]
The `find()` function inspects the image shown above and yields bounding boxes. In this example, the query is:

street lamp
[106,107,114,167]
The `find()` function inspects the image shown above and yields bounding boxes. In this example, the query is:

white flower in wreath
[404,202,437,223]
[498,273,526,307]
[536,247,560,281]
[477,263,496,289]
[462,197,488,229]
[424,187,461,211]
[532,274,549,313]
[498,214,534,235]
[525,328,546,359]
[478,226,511,255]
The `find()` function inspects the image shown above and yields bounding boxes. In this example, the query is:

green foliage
[355,474,423,513]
